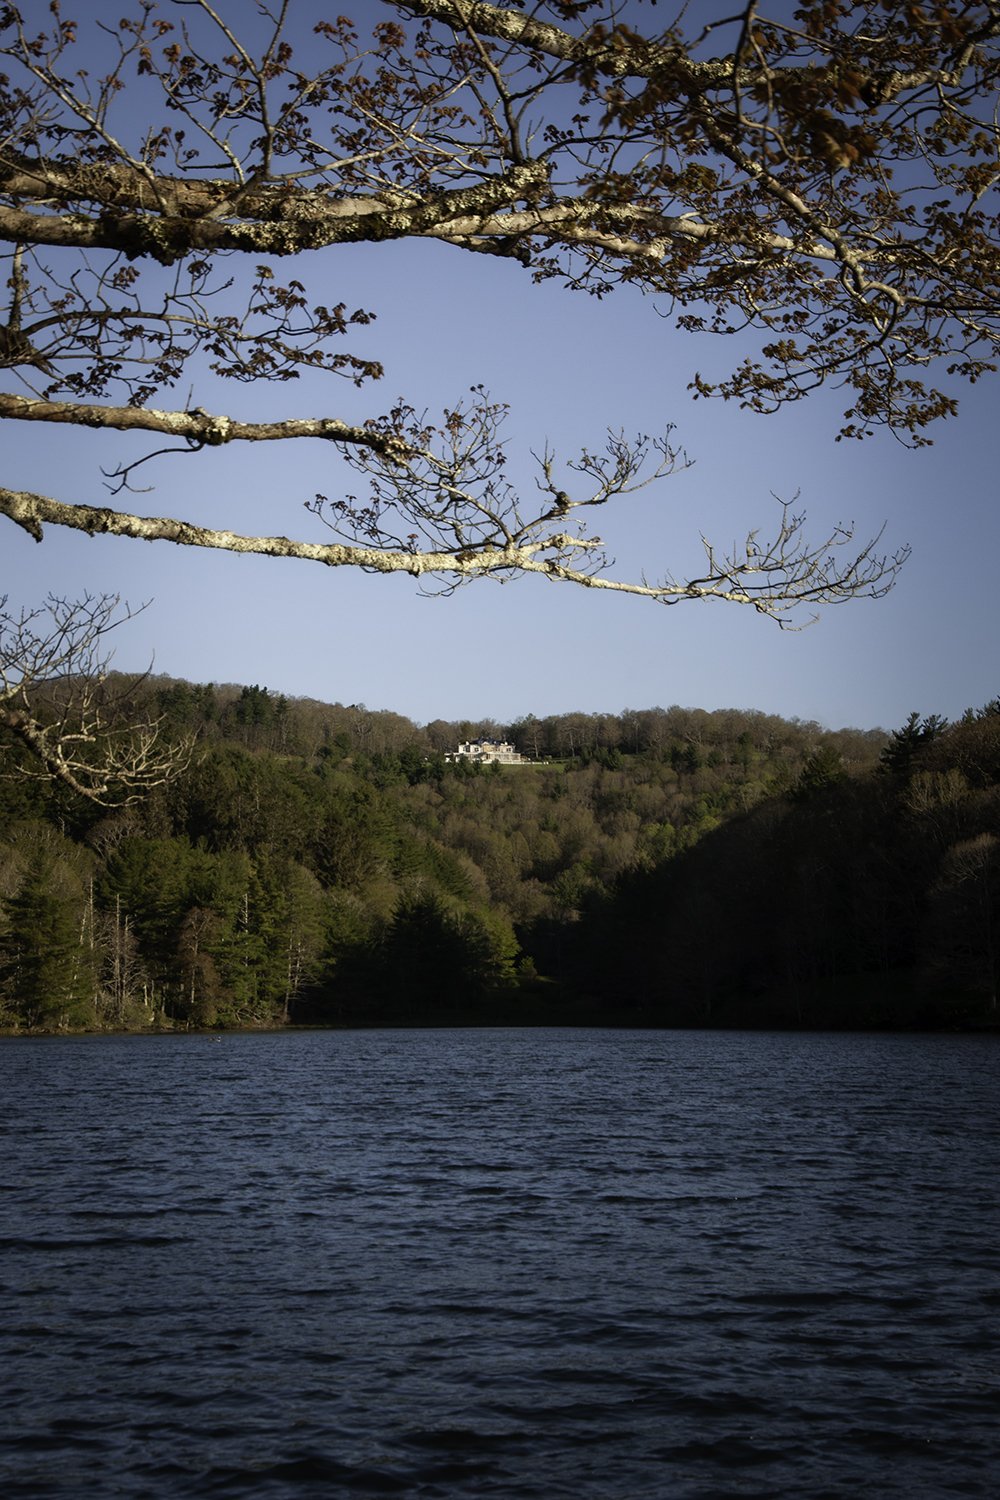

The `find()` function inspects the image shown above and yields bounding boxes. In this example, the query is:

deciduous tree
[0,593,193,802]
[5,1,973,618]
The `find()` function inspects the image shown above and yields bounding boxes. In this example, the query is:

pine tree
[793,746,849,801]
[879,714,949,778]
[0,852,93,1028]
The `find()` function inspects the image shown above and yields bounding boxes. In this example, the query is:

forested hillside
[3,680,998,1032]
[572,710,1000,1029]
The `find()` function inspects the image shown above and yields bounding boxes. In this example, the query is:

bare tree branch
[0,393,406,454]
[0,408,909,623]
[0,0,996,441]
[0,594,194,804]
[1,0,948,623]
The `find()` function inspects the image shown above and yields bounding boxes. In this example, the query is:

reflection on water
[1,1027,998,1497]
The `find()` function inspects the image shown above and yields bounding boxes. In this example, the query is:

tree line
[5,681,1000,1032]
[0,680,893,1031]
[146,675,886,765]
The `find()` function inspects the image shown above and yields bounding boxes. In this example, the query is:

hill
[12,679,992,1032]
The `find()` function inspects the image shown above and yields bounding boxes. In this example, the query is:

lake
[1,1027,998,1497]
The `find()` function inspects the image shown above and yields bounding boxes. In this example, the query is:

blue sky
[4,8,998,734]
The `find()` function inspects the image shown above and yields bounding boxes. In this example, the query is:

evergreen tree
[234,685,274,728]
[879,713,949,778]
[374,893,519,1010]
[0,852,92,1027]
[793,746,849,801]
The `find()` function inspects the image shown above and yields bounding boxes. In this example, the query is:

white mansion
[444,738,529,765]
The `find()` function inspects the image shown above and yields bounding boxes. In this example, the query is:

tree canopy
[3,0,971,626]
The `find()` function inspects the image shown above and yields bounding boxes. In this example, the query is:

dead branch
[0,594,194,804]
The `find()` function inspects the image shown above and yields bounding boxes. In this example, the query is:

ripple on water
[1,1027,999,1498]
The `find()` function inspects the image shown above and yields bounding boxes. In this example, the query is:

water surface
[1,1028,998,1497]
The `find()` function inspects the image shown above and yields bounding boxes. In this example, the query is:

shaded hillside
[567,710,1000,1029]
